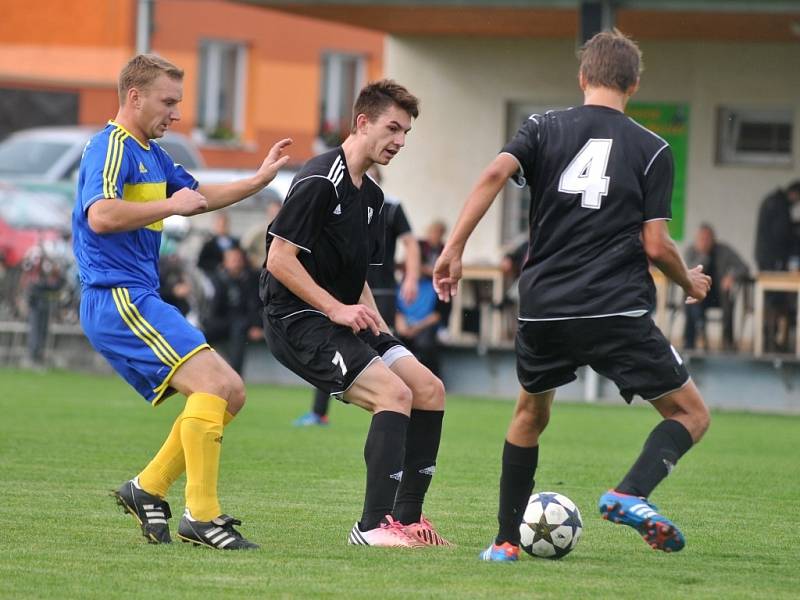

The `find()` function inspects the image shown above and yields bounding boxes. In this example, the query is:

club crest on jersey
[138,161,148,174]
[333,203,342,215]
[367,206,374,224]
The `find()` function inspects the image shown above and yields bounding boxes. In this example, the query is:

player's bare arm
[87,187,207,234]
[434,153,519,301]
[267,236,381,335]
[399,232,421,304]
[198,138,293,211]
[642,219,712,304]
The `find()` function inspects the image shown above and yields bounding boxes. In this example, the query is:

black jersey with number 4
[261,147,385,318]
[502,104,673,320]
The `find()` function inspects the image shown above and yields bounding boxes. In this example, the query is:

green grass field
[1,368,797,599]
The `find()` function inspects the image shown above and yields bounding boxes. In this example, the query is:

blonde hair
[118,54,183,104]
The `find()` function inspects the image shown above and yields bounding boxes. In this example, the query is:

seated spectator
[396,277,444,377]
[419,220,450,327]
[754,180,800,351]
[201,246,262,375]
[419,220,447,280]
[684,223,749,351]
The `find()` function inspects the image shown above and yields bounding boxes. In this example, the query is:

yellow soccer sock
[182,392,227,521]
[137,411,185,498]
[224,410,235,427]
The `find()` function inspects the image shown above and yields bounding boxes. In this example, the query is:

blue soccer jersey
[72,121,206,404]
[72,120,197,290]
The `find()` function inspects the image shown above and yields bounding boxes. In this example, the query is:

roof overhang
[235,1,800,41]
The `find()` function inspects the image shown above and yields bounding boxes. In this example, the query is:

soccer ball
[519,491,583,559]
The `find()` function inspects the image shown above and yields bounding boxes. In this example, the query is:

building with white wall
[249,0,800,268]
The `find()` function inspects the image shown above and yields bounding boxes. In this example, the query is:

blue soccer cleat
[598,490,685,552]
[292,412,330,427]
[479,541,520,562]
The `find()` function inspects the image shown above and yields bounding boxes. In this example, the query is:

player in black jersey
[293,166,421,427]
[262,80,450,547]
[434,30,711,561]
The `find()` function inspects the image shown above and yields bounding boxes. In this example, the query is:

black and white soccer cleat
[112,477,172,544]
[177,510,259,550]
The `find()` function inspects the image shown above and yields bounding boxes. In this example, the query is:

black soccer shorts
[263,310,411,399]
[515,315,690,403]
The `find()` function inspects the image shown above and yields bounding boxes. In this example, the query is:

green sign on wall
[626,102,689,241]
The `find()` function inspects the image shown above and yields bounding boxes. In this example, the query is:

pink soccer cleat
[347,515,424,547]
[402,515,453,546]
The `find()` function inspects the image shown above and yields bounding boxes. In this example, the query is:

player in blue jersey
[72,54,291,549]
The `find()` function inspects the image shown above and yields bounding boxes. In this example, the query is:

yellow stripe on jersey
[110,129,128,195]
[102,128,128,199]
[121,181,168,231]
[119,288,182,364]
[110,288,178,367]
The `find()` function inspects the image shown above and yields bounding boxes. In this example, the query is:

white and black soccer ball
[519,491,583,559]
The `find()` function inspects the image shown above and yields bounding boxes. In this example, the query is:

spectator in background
[294,166,422,427]
[419,220,450,329]
[396,277,443,377]
[755,180,800,271]
[197,211,239,275]
[754,180,800,351]
[201,246,262,375]
[420,220,447,280]
[242,198,282,271]
[25,248,64,368]
[683,223,749,351]
[159,253,193,317]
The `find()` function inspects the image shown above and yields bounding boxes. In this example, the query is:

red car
[0,182,70,269]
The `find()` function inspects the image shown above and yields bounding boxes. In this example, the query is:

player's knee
[378,380,413,414]
[414,374,445,411]
[222,374,247,414]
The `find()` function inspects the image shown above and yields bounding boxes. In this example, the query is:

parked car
[0,183,70,269]
[0,182,75,320]
[0,125,205,182]
[0,125,295,211]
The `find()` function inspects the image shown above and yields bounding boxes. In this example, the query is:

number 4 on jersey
[558,138,613,209]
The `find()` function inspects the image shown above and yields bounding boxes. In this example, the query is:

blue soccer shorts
[80,286,210,405]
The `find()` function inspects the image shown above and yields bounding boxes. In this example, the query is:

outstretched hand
[433,248,463,302]
[256,138,293,185]
[684,264,712,305]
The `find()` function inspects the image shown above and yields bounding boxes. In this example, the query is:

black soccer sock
[393,409,444,525]
[615,419,694,498]
[312,388,330,417]
[359,411,410,531]
[495,441,539,546]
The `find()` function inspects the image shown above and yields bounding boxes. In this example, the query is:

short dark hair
[786,180,800,196]
[118,54,183,105]
[350,79,420,133]
[579,29,642,93]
